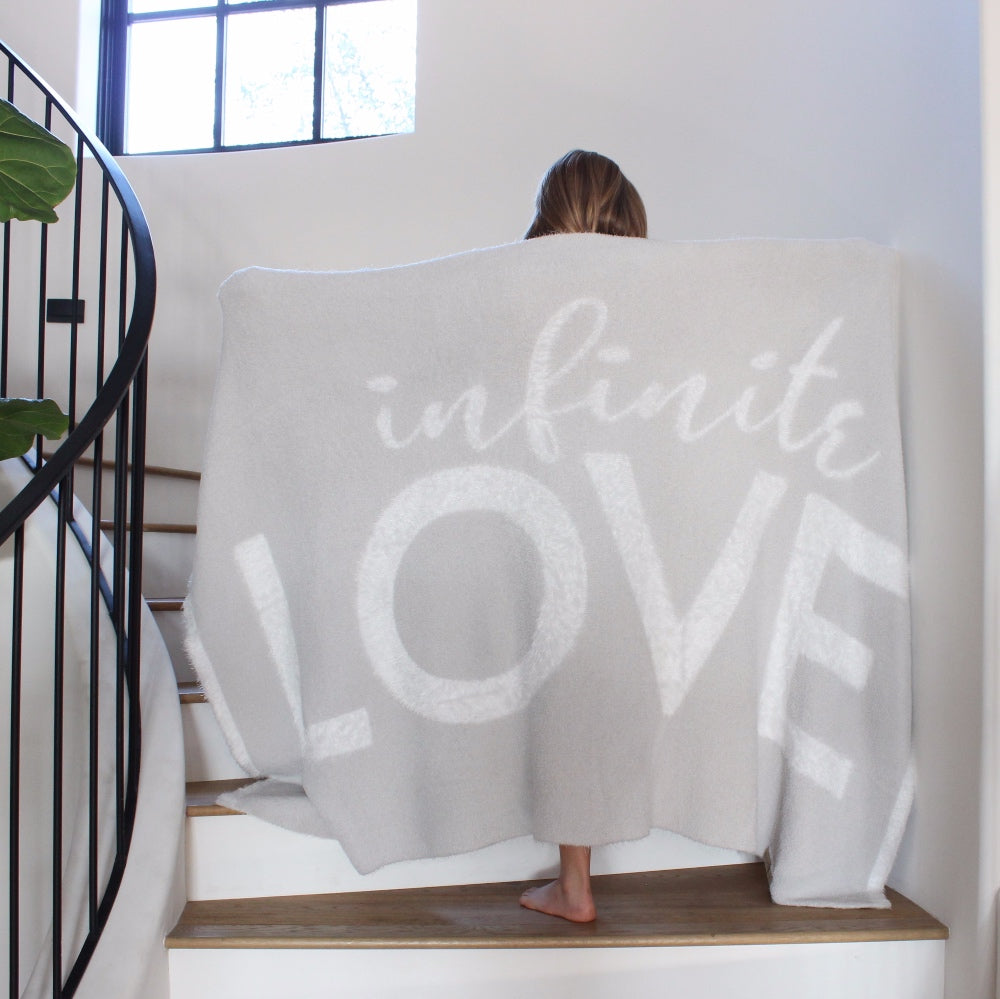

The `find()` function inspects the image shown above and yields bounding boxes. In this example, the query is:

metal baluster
[113,416,129,852]
[87,178,112,938]
[9,526,24,999]
[2,59,13,396]
[52,480,70,997]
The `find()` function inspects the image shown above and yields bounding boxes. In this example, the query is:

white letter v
[584,454,787,715]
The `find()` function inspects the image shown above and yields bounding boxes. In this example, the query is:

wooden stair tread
[178,680,207,704]
[187,778,258,816]
[166,863,946,950]
[148,598,184,612]
[100,520,196,533]
[44,451,202,481]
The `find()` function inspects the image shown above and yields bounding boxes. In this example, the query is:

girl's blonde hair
[525,149,647,239]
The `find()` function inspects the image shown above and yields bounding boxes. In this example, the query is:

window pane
[322,0,416,140]
[224,8,315,147]
[126,18,217,153]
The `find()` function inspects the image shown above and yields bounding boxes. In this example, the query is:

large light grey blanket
[185,235,912,907]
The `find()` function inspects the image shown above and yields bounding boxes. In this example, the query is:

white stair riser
[142,532,196,599]
[72,464,200,525]
[154,608,196,684]
[169,940,946,999]
[186,814,752,901]
[182,701,247,782]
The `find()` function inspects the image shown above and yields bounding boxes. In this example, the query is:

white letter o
[356,465,587,723]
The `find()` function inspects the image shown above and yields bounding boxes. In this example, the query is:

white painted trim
[982,3,1000,997]
[187,813,753,901]
[182,700,247,782]
[169,939,946,999]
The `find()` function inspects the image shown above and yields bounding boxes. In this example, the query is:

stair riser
[182,702,247,782]
[71,463,200,525]
[168,940,945,999]
[187,814,751,901]
[155,607,195,684]
[142,532,196,600]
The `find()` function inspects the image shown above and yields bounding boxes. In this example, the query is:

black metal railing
[0,40,155,998]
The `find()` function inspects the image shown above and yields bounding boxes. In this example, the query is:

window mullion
[97,0,128,154]
[312,1,324,142]
[128,5,217,24]
[214,0,225,148]
[126,0,360,25]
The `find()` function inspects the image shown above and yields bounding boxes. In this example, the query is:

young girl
[518,149,647,923]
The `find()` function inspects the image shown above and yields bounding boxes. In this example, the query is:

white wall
[0,1,986,996]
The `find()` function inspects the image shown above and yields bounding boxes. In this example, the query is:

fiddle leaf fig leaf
[0,398,70,460]
[0,99,76,224]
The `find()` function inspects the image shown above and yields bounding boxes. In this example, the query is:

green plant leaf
[0,99,76,224]
[0,398,69,460]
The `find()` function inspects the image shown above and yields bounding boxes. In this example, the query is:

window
[97,0,416,154]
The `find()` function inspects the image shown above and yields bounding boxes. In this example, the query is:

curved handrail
[0,45,155,541]
[0,39,155,998]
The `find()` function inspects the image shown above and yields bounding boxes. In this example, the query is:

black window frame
[97,0,411,155]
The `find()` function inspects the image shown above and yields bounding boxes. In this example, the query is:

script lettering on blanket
[367,299,880,480]
[253,300,901,795]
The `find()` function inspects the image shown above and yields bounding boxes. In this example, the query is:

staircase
[1,32,946,999]
[0,37,172,999]
[121,464,950,999]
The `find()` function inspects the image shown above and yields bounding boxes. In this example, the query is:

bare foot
[519,878,597,923]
